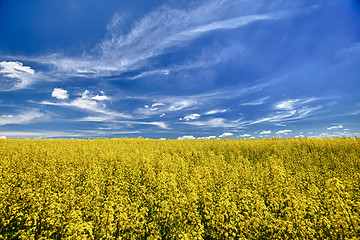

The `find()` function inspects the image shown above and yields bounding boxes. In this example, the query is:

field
[0,138,359,239]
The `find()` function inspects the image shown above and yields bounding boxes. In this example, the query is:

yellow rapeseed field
[0,138,359,239]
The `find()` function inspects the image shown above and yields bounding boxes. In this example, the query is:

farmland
[0,138,359,239]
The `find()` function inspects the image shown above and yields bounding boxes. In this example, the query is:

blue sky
[0,0,359,139]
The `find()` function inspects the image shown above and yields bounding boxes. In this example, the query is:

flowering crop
[0,138,359,239]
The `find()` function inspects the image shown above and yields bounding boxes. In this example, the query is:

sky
[0,0,359,139]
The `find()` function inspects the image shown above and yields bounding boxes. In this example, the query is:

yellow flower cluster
[0,138,359,239]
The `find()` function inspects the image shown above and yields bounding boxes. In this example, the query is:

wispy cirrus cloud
[133,81,269,117]
[204,109,228,115]
[134,121,169,130]
[134,99,197,117]
[184,117,244,129]
[0,130,141,139]
[248,97,322,125]
[310,131,360,139]
[0,109,47,126]
[274,98,317,110]
[241,97,270,106]
[75,117,169,130]
[12,0,304,80]
[185,13,276,34]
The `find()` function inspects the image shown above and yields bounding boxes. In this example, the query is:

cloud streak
[276,129,292,134]
[241,97,270,106]
[0,109,47,126]
[248,98,322,125]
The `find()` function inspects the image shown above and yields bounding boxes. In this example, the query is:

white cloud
[185,118,225,127]
[0,130,141,138]
[127,69,171,80]
[275,100,299,110]
[0,131,49,138]
[197,136,216,140]
[309,132,360,138]
[76,116,112,122]
[204,109,228,115]
[92,95,109,101]
[294,135,305,138]
[327,125,343,130]
[81,90,91,99]
[260,130,271,135]
[169,100,195,111]
[42,90,130,119]
[241,97,269,106]
[0,61,36,89]
[52,88,69,100]
[183,113,201,121]
[0,109,46,126]
[0,136,6,139]
[76,117,168,130]
[275,98,317,110]
[69,99,106,113]
[187,14,274,34]
[152,102,165,107]
[127,44,245,80]
[160,113,165,117]
[184,117,244,128]
[65,98,128,117]
[249,97,322,125]
[177,135,196,140]
[134,99,194,117]
[146,121,169,129]
[18,0,299,79]
[142,103,165,111]
[111,121,169,129]
[98,3,280,75]
[133,81,266,119]
[239,134,251,138]
[0,61,34,77]
[276,129,292,134]
[219,132,233,138]
[125,121,169,129]
[80,90,109,101]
